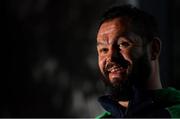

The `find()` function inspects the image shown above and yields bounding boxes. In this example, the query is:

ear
[150,37,161,60]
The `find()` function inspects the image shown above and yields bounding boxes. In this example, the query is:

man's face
[97,18,151,88]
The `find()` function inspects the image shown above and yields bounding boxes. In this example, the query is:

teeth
[111,69,115,72]
[110,68,121,72]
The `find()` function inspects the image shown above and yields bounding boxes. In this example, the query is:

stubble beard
[102,53,151,100]
[102,68,132,100]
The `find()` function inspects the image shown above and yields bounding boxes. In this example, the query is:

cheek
[98,56,106,74]
[123,47,144,63]
[121,50,133,64]
[131,47,144,60]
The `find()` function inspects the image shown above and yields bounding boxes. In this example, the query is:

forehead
[97,17,143,45]
[98,18,127,33]
[97,18,129,41]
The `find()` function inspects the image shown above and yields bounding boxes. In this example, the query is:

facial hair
[101,52,152,100]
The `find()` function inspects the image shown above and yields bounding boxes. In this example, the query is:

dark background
[2,0,180,117]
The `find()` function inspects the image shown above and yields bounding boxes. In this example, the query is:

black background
[2,0,180,117]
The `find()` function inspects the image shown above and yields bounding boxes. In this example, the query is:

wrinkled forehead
[98,24,119,36]
[97,18,127,40]
[96,17,143,44]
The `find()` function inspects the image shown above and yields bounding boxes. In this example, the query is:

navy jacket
[96,87,180,118]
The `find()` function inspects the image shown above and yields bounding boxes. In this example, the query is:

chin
[109,77,127,88]
[110,78,121,85]
[106,77,131,100]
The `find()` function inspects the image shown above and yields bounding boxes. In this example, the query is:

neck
[147,60,162,90]
[118,101,129,108]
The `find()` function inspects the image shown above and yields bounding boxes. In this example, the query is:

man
[96,5,180,118]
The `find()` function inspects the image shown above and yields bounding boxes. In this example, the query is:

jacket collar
[98,87,155,117]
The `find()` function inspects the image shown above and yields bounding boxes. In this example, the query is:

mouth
[107,65,127,80]
[108,66,125,72]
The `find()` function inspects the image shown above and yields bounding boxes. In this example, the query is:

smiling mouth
[106,65,127,80]
[108,66,126,73]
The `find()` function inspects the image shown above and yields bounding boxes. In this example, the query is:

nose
[106,45,129,69]
[107,45,121,62]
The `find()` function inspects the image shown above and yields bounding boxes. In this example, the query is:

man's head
[96,5,161,97]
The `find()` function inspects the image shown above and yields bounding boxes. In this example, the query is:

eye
[119,41,130,48]
[99,47,108,54]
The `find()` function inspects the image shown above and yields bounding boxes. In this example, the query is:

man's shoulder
[95,87,180,118]
[95,104,180,118]
[155,87,180,102]
[157,87,180,118]
[166,103,180,118]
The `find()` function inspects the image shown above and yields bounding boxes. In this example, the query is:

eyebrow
[96,37,126,46]
[96,41,107,46]
[96,35,128,46]
[97,32,141,47]
[122,32,141,43]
